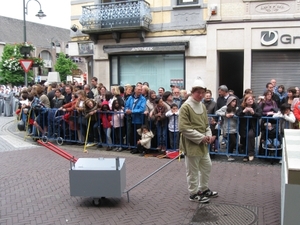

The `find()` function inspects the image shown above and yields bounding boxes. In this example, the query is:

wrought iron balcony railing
[79,0,152,33]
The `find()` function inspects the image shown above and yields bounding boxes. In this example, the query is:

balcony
[79,0,152,43]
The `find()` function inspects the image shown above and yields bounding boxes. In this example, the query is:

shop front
[206,21,300,98]
[94,36,207,92]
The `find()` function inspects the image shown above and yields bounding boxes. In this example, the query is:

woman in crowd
[152,97,168,152]
[75,90,88,143]
[259,90,278,118]
[145,90,157,126]
[162,91,173,111]
[83,98,98,147]
[30,85,50,136]
[282,87,296,108]
[236,94,262,162]
[124,84,133,101]
[111,86,124,108]
[59,93,79,142]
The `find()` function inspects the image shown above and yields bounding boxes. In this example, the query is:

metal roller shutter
[251,50,300,97]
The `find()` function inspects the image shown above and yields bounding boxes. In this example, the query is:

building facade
[0,16,70,84]
[69,0,209,92]
[206,0,300,97]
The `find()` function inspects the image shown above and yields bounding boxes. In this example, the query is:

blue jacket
[125,95,146,124]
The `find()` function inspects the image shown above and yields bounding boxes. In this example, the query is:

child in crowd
[136,125,154,156]
[216,96,239,161]
[273,103,295,133]
[261,122,281,148]
[111,99,125,151]
[152,98,168,152]
[99,100,113,150]
[165,103,179,151]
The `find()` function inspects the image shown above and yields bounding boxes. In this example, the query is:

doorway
[219,51,244,98]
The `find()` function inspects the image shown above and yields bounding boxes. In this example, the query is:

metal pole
[23,0,28,87]
[124,153,182,202]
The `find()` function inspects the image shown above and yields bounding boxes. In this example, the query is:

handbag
[17,120,25,131]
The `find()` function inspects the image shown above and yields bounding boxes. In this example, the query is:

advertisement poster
[170,79,184,89]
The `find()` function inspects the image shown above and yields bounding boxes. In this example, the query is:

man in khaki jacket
[179,77,218,203]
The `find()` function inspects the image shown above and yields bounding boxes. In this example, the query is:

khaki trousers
[185,153,212,195]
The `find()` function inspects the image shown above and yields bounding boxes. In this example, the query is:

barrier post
[83,116,91,153]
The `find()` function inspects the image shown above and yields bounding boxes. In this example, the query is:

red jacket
[293,101,300,121]
[100,101,112,128]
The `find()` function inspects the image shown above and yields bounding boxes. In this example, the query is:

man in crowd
[64,84,73,103]
[158,87,165,98]
[124,85,146,152]
[216,85,230,110]
[91,77,98,98]
[47,82,57,108]
[84,84,94,99]
[172,87,182,108]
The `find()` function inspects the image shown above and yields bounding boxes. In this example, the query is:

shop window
[177,0,198,5]
[111,54,185,92]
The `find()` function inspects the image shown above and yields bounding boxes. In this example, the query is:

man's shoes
[189,194,210,203]
[112,147,119,151]
[249,156,254,161]
[198,189,218,198]
[139,151,145,157]
[117,147,123,152]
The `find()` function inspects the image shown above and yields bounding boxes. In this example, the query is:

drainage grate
[190,203,258,225]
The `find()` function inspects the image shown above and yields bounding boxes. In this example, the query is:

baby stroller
[259,122,282,163]
[44,109,70,145]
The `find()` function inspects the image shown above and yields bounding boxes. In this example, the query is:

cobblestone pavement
[0,117,281,225]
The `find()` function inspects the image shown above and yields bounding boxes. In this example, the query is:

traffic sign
[19,59,33,73]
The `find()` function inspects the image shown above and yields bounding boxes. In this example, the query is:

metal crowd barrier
[19,108,289,160]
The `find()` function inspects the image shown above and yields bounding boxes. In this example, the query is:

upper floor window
[177,0,198,5]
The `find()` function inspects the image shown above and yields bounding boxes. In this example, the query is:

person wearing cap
[216,96,239,161]
[179,77,218,203]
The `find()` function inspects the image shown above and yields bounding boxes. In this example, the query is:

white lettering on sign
[131,47,154,51]
[261,31,300,46]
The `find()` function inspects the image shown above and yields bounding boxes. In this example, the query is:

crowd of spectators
[11,77,300,160]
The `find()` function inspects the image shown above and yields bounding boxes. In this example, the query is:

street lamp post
[23,0,46,86]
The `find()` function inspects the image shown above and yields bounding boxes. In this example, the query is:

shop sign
[261,31,300,46]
